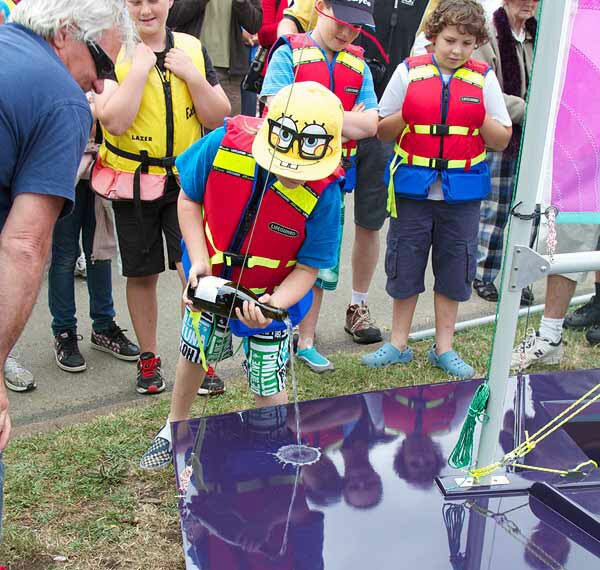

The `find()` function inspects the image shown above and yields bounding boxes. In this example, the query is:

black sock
[595,283,600,302]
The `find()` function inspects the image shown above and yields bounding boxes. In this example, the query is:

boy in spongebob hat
[140,82,345,470]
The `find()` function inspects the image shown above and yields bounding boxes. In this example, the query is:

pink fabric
[90,158,166,202]
[552,0,600,214]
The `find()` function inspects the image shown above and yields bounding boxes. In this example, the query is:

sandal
[427,345,474,379]
[361,342,413,368]
[473,279,498,303]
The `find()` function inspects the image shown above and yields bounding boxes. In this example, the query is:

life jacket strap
[205,225,297,271]
[405,124,481,137]
[393,144,487,170]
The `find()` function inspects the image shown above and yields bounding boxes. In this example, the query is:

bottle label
[193,276,229,303]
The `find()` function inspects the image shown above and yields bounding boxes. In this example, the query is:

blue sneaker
[427,345,474,379]
[296,347,334,373]
[362,342,413,368]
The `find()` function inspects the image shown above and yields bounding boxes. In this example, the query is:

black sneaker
[564,297,600,329]
[136,352,166,395]
[197,365,225,395]
[91,322,140,361]
[586,325,600,345]
[54,330,86,372]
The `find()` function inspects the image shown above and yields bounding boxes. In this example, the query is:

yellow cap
[253,81,343,182]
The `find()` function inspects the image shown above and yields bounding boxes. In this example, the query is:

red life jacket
[383,385,458,435]
[267,33,366,158]
[203,115,343,294]
[398,53,489,169]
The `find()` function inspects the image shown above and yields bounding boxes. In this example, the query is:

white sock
[157,418,172,444]
[351,290,368,306]
[539,317,563,343]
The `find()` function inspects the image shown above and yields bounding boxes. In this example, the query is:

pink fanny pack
[90,158,168,201]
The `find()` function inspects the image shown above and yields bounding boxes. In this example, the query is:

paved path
[12,192,588,436]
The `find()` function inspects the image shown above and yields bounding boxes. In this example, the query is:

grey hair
[11,0,136,48]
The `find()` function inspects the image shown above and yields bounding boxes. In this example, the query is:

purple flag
[553,0,600,222]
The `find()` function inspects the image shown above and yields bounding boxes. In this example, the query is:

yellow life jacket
[99,30,205,177]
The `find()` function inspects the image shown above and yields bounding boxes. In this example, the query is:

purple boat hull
[173,369,600,569]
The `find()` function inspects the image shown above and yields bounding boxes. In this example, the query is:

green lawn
[0,316,598,569]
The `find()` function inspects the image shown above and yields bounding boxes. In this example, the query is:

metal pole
[546,252,600,275]
[475,0,572,481]
[408,294,592,342]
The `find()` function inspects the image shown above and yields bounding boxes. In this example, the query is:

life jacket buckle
[429,157,449,170]
[223,252,247,267]
[430,123,450,136]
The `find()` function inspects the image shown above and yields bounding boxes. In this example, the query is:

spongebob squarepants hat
[253,81,344,181]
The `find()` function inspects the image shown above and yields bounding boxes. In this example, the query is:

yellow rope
[470,383,600,480]
[513,460,598,476]
[190,310,208,372]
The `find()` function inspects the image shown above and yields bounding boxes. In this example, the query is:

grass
[1,315,599,569]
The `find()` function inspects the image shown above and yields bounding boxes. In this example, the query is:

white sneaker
[74,253,87,279]
[511,329,564,370]
[4,354,36,392]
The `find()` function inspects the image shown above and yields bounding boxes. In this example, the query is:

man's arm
[0,193,65,449]
[233,0,263,35]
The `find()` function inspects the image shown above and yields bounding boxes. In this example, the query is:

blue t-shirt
[261,34,378,111]
[0,24,92,231]
[176,124,343,271]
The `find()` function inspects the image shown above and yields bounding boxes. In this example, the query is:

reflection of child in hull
[140,82,346,470]
[363,0,512,378]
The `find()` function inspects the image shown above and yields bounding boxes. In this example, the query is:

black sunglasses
[267,118,334,161]
[86,41,115,80]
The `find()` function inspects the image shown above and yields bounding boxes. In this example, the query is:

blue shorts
[385,198,480,302]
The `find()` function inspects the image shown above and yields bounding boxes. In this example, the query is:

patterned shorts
[179,309,289,397]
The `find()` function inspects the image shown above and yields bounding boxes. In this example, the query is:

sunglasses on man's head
[86,41,115,80]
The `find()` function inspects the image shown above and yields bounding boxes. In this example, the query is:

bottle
[187,276,288,322]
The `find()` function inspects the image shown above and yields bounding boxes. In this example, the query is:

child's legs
[433,293,459,354]
[298,197,344,349]
[170,356,206,421]
[297,286,323,350]
[244,329,289,407]
[173,308,233,418]
[431,200,480,352]
[390,295,419,350]
[385,198,433,347]
[126,274,159,354]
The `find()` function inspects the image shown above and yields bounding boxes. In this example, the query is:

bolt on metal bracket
[508,246,550,291]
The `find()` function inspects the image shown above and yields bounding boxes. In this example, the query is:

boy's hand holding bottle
[184,258,212,311]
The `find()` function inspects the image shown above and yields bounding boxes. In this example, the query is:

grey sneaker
[511,329,564,370]
[140,434,172,470]
[74,252,87,279]
[4,354,36,392]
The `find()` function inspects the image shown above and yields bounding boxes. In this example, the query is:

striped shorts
[179,308,288,397]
